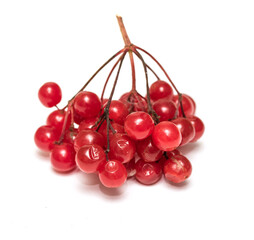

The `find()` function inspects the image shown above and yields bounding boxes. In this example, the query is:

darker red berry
[173,94,195,117]
[107,100,129,125]
[149,80,173,102]
[188,116,205,142]
[152,99,177,121]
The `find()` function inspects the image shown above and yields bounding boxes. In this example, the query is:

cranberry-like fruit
[163,154,192,183]
[136,137,163,162]
[173,94,195,117]
[149,80,173,102]
[34,125,60,152]
[188,116,205,142]
[107,100,129,125]
[63,128,78,145]
[135,159,162,185]
[99,122,124,139]
[50,143,76,172]
[152,99,177,121]
[172,117,195,146]
[76,144,106,173]
[124,111,154,140]
[124,159,136,178]
[46,110,71,132]
[78,117,98,132]
[108,134,136,163]
[38,82,62,108]
[152,121,181,151]
[99,160,127,188]
[74,130,105,152]
[119,92,147,112]
[73,91,101,119]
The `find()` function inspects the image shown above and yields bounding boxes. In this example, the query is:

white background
[0,0,254,239]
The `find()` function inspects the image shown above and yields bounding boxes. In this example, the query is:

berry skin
[76,144,106,173]
[74,111,85,125]
[74,130,105,152]
[152,121,182,151]
[34,125,60,152]
[78,117,98,132]
[136,137,163,162]
[38,82,62,108]
[46,110,71,132]
[163,154,192,183]
[107,100,129,125]
[185,94,196,113]
[172,117,195,146]
[63,128,78,145]
[124,159,136,178]
[124,111,154,140]
[73,91,101,119]
[50,143,76,172]
[119,92,147,112]
[108,134,136,163]
[173,94,195,117]
[99,122,124,139]
[188,116,205,142]
[152,99,177,121]
[135,159,162,185]
[99,160,127,188]
[149,80,173,102]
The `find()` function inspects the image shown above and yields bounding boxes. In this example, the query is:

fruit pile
[34,16,204,188]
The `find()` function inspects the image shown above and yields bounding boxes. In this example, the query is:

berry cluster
[34,16,204,188]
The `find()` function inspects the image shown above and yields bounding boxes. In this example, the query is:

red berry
[50,143,76,172]
[78,117,98,132]
[188,116,205,142]
[135,159,162,185]
[136,137,163,162]
[76,144,106,173]
[149,80,173,102]
[124,159,136,178]
[163,154,192,183]
[38,82,62,108]
[34,125,60,152]
[153,99,177,121]
[46,110,71,132]
[73,91,101,119]
[63,128,78,145]
[74,130,105,152]
[185,94,196,114]
[108,134,136,163]
[152,121,181,151]
[99,160,127,188]
[172,117,195,146]
[107,100,129,125]
[173,94,195,117]
[124,112,154,140]
[99,122,125,139]
[74,111,85,125]
[119,92,147,112]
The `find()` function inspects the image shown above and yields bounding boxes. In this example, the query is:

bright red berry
[76,144,106,173]
[63,128,78,145]
[119,92,147,112]
[108,134,136,163]
[46,110,71,132]
[188,116,205,142]
[135,159,162,185]
[173,94,195,117]
[73,91,101,119]
[124,159,136,178]
[34,125,60,152]
[152,99,177,121]
[38,82,62,108]
[124,111,154,140]
[99,122,124,139]
[99,160,127,188]
[78,117,98,132]
[152,121,181,151]
[163,154,192,183]
[172,117,195,146]
[107,100,129,125]
[149,80,173,102]
[50,143,76,172]
[136,137,163,162]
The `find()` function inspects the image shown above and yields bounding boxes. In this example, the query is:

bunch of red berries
[34,16,205,188]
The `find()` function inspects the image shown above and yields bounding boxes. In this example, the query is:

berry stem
[129,51,136,91]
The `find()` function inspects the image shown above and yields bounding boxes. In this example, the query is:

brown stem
[129,51,136,90]
[116,15,131,46]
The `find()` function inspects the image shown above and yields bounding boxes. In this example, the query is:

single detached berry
[50,143,76,172]
[152,121,182,151]
[124,111,154,140]
[163,154,192,183]
[38,82,62,108]
[149,80,173,102]
[99,160,127,188]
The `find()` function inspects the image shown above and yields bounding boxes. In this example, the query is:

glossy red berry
[63,128,78,145]
[172,117,195,146]
[149,80,173,102]
[78,117,98,132]
[76,144,106,173]
[163,154,192,183]
[173,94,195,117]
[38,82,62,108]
[136,137,163,162]
[99,160,127,188]
[152,99,177,121]
[152,121,181,151]
[119,92,147,112]
[188,116,205,142]
[108,134,136,163]
[34,125,60,152]
[107,100,129,125]
[135,159,162,185]
[73,91,101,119]
[74,130,105,152]
[50,143,76,172]
[185,94,196,114]
[124,159,136,178]
[46,110,71,132]
[99,122,124,139]
[124,112,154,140]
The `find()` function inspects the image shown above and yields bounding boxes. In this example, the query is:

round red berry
[149,80,173,102]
